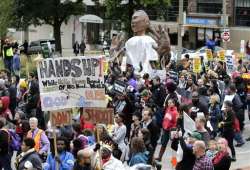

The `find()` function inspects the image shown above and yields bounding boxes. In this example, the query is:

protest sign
[50,109,72,127]
[83,108,114,124]
[37,56,106,111]
[183,112,196,134]
[193,57,201,73]
[113,80,127,95]
[206,49,213,61]
[226,55,234,74]
[218,50,225,62]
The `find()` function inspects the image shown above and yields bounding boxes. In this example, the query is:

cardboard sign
[113,80,127,95]
[51,109,72,127]
[218,50,225,62]
[193,57,201,73]
[83,108,114,124]
[37,56,106,111]
[206,49,213,61]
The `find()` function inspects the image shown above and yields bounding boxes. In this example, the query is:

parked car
[27,39,55,55]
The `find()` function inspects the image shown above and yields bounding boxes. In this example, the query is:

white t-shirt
[125,35,158,75]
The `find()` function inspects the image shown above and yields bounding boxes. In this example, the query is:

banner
[193,57,201,73]
[83,108,114,124]
[206,49,213,61]
[218,50,225,62]
[50,109,72,127]
[37,56,106,111]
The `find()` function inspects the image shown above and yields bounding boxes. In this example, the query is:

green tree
[104,0,170,36]
[14,0,85,53]
[0,0,14,38]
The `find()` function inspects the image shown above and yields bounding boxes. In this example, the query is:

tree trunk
[53,21,62,54]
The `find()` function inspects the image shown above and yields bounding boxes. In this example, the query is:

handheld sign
[37,56,106,111]
[218,50,225,62]
[50,109,72,127]
[193,57,201,73]
[83,108,114,125]
[206,49,213,61]
[113,80,128,95]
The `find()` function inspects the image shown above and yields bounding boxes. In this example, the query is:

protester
[2,39,14,75]
[212,138,231,170]
[15,138,42,170]
[206,140,218,159]
[220,101,236,161]
[156,98,178,161]
[112,113,128,161]
[44,137,75,170]
[192,140,214,170]
[194,116,210,146]
[129,137,149,166]
[141,107,160,149]
[101,145,125,170]
[0,117,12,170]
[27,117,50,158]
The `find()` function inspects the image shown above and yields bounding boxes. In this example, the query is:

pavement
[62,48,103,57]
[158,112,250,170]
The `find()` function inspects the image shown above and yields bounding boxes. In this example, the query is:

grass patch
[0,54,37,78]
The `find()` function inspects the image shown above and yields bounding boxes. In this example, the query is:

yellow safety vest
[2,47,13,58]
[27,129,43,152]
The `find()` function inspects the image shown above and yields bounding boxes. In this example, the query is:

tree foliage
[0,0,14,37]
[14,0,85,53]
[104,0,170,36]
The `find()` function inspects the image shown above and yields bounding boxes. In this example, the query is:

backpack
[2,129,22,151]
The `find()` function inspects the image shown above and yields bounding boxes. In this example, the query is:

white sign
[37,56,106,111]
[183,112,196,135]
[240,40,245,53]
[222,29,230,42]
[226,55,234,74]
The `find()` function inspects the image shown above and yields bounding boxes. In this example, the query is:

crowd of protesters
[1,36,250,170]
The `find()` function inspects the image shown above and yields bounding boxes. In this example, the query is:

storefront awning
[79,14,103,24]
[184,24,222,29]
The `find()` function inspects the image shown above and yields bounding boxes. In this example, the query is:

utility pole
[222,0,227,50]
[177,0,184,61]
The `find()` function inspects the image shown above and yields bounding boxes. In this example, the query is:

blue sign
[186,17,218,26]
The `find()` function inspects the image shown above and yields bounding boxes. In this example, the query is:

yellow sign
[240,52,245,60]
[103,60,109,75]
[206,49,213,61]
[218,50,225,62]
[193,57,201,73]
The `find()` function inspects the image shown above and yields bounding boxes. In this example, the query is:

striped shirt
[193,155,214,170]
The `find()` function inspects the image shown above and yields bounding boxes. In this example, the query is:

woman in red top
[156,98,178,161]
[80,111,95,131]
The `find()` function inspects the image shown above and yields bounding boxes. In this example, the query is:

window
[236,0,250,7]
[235,0,250,26]
[197,0,222,14]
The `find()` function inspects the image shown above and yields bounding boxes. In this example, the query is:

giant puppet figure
[110,10,171,76]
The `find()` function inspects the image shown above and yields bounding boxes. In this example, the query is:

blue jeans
[4,58,13,73]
